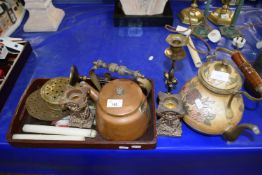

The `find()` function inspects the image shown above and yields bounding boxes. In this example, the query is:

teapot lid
[198,60,242,95]
[98,79,145,117]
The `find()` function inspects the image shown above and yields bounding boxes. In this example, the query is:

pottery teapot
[179,59,261,141]
[69,62,151,141]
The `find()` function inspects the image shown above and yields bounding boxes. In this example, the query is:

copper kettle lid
[198,60,242,95]
[98,79,145,117]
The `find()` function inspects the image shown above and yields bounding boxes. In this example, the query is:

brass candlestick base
[208,5,234,26]
[219,26,241,39]
[179,2,204,25]
[193,24,210,38]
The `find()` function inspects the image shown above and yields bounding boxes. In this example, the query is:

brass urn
[179,59,260,141]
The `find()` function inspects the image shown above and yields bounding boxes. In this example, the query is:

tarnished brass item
[25,90,67,121]
[61,83,95,128]
[40,77,69,110]
[25,77,69,121]
[192,0,212,38]
[208,1,234,26]
[164,34,188,92]
[222,0,241,6]
[156,92,185,137]
[180,59,261,141]
[179,0,204,25]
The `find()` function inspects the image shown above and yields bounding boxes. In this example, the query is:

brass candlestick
[164,34,188,92]
[208,0,234,26]
[193,0,212,38]
[179,0,204,26]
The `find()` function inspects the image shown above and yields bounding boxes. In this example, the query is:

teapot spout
[223,124,260,142]
[80,82,99,102]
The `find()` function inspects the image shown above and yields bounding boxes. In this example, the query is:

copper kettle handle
[91,59,152,96]
[226,91,262,119]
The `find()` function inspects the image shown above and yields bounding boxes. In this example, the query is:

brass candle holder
[208,0,234,26]
[179,0,204,26]
[164,34,188,92]
[193,0,212,38]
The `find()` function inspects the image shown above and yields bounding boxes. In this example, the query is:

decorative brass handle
[226,91,262,119]
[91,60,152,96]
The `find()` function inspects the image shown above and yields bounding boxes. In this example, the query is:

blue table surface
[1,1,262,174]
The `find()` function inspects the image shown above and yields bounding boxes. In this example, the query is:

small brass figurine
[179,0,204,25]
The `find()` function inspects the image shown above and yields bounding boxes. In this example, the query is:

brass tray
[7,78,156,149]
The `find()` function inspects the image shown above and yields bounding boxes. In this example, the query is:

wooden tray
[7,78,157,149]
[0,42,32,111]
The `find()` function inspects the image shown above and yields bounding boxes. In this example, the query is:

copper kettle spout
[223,124,260,142]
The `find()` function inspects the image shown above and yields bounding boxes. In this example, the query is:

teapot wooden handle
[231,52,262,95]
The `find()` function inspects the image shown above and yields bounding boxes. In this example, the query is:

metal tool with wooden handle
[216,48,262,96]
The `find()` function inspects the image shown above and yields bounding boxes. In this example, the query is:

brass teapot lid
[198,60,242,95]
[98,79,145,117]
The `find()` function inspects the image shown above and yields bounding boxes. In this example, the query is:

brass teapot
[69,60,152,141]
[179,59,261,141]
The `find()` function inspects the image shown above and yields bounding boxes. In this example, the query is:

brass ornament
[164,34,188,92]
[25,90,67,121]
[40,77,69,109]
[179,0,204,25]
[156,92,185,137]
[208,3,234,26]
[61,83,95,129]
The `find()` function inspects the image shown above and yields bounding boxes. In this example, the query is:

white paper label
[210,71,229,82]
[119,146,129,150]
[221,14,229,19]
[195,99,203,109]
[107,99,123,108]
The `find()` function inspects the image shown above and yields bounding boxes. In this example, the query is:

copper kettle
[69,61,152,141]
[179,59,261,141]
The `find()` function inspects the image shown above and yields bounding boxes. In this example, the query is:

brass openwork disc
[25,90,66,121]
[40,77,69,106]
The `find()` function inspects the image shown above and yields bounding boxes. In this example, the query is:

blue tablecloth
[0,1,262,174]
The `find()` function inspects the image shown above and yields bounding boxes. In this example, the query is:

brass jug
[179,59,260,141]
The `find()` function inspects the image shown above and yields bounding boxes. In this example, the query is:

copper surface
[96,79,149,141]
[98,79,144,117]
